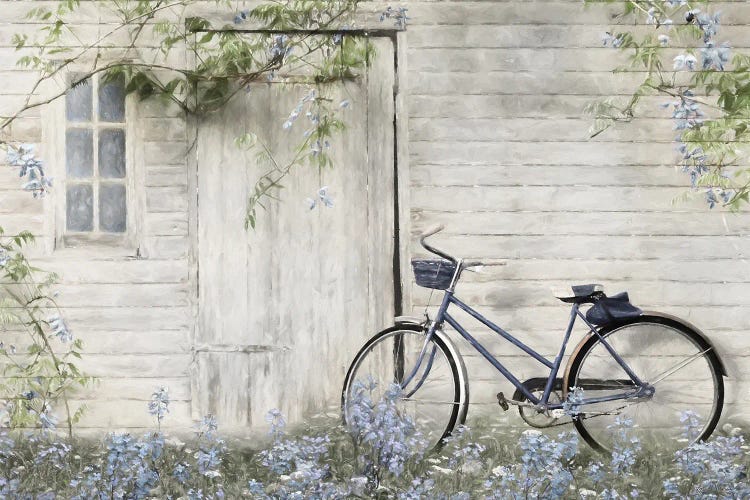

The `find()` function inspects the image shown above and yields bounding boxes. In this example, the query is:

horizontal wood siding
[0,0,193,430]
[402,1,750,428]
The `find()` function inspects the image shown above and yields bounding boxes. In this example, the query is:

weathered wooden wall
[1,0,749,434]
[402,1,750,428]
[0,0,194,433]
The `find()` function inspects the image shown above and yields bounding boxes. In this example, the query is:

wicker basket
[411,259,457,290]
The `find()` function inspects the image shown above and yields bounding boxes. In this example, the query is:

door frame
[184,28,409,421]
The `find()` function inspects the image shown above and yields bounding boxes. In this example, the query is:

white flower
[673,54,697,71]
[658,34,670,46]
[431,465,453,475]
[491,465,508,476]
[318,186,334,208]
[462,459,483,475]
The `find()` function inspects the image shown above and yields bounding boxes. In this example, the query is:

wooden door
[192,37,396,431]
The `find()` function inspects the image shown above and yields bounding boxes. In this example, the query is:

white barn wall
[0,0,194,432]
[0,1,747,433]
[402,1,750,427]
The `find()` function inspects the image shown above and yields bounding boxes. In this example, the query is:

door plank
[194,37,397,429]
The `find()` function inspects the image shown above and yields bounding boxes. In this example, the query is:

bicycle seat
[555,284,604,304]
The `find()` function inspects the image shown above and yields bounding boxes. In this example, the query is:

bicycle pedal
[496,392,510,411]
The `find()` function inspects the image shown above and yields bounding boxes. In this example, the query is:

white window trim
[44,71,141,253]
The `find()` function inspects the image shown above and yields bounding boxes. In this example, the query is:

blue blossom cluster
[600,3,735,208]
[305,186,334,210]
[2,384,749,497]
[70,432,165,498]
[248,379,433,498]
[679,409,703,441]
[283,88,336,160]
[244,407,350,498]
[668,89,733,208]
[380,6,409,29]
[671,8,732,206]
[233,9,250,24]
[66,391,227,499]
[194,414,226,480]
[269,34,292,60]
[601,32,625,48]
[257,430,344,498]
[563,385,584,416]
[664,432,750,498]
[47,313,73,343]
[35,404,58,430]
[606,416,641,478]
[346,378,428,483]
[683,10,731,71]
[6,143,52,198]
[283,88,317,131]
[148,386,170,426]
[484,430,578,499]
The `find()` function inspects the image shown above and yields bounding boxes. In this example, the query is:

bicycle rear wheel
[567,315,724,452]
[341,324,468,450]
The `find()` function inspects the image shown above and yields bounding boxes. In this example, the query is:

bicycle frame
[401,287,651,411]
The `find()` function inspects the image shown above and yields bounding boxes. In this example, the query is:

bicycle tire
[341,323,469,450]
[566,315,724,452]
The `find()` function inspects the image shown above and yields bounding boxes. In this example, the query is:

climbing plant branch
[0,228,93,436]
[2,0,404,219]
[585,0,750,210]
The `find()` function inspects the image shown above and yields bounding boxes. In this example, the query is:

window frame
[48,71,140,250]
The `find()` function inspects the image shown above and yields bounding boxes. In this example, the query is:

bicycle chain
[518,404,632,429]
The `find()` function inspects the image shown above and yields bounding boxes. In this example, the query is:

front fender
[394,315,427,327]
[394,316,463,365]
[562,312,728,398]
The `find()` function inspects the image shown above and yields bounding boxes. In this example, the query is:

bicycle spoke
[401,398,461,405]
[570,320,722,451]
[649,348,712,385]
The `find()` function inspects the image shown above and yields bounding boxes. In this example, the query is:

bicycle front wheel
[341,324,469,450]
[567,315,724,452]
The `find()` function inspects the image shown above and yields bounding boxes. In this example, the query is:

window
[64,75,128,238]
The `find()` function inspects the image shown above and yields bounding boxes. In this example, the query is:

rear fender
[562,311,728,398]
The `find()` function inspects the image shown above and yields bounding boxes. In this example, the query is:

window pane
[99,129,126,178]
[99,183,126,233]
[65,79,92,122]
[66,128,93,178]
[66,184,93,231]
[99,76,126,122]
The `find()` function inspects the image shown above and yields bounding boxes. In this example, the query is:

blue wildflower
[47,313,73,343]
[148,386,170,425]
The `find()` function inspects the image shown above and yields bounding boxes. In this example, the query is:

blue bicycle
[342,225,726,451]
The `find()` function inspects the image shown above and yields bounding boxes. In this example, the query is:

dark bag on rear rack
[585,292,642,326]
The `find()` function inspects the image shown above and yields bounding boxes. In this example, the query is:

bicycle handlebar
[419,224,457,263]
[419,225,506,269]
[419,224,444,240]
